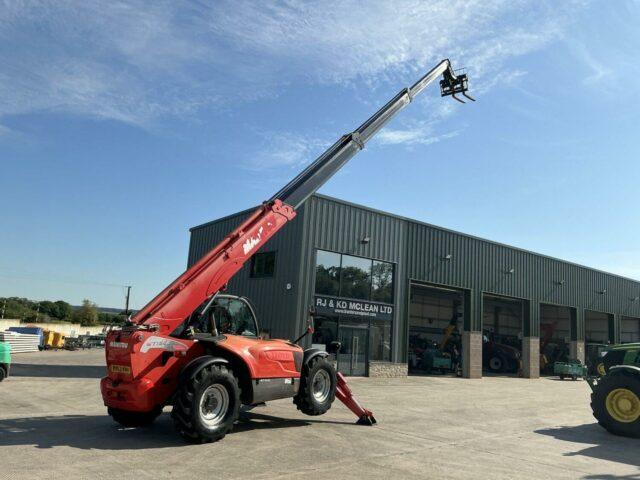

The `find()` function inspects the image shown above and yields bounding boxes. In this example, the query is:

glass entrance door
[338,325,369,376]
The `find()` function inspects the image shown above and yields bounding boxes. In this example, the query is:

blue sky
[1,1,639,309]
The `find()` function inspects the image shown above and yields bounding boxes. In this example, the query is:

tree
[73,299,99,326]
[53,300,73,321]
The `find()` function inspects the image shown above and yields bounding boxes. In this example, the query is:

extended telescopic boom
[133,59,472,331]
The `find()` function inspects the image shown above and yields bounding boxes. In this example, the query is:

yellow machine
[43,330,55,349]
[52,332,65,349]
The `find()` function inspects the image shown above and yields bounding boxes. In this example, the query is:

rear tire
[488,355,505,373]
[108,407,162,427]
[171,364,240,443]
[591,371,640,438]
[294,356,336,416]
[0,366,6,382]
[559,374,566,380]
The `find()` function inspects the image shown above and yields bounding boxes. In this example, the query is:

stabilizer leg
[335,372,377,425]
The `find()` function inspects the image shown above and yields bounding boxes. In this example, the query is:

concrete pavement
[0,350,637,480]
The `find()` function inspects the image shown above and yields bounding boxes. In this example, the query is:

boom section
[132,59,471,332]
[133,201,295,331]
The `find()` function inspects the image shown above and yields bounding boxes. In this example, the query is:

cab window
[214,298,258,337]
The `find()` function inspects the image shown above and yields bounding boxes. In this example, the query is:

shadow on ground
[536,423,640,471]
[9,363,106,379]
[0,411,353,450]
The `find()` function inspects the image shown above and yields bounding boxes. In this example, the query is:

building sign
[314,295,393,321]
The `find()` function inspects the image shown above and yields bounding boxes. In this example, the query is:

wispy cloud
[0,1,584,129]
[244,132,330,172]
[378,124,460,146]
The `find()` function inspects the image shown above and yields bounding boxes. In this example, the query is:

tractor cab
[186,294,260,340]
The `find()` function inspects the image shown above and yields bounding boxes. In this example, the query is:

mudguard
[178,355,229,386]
[303,348,329,367]
[609,365,640,375]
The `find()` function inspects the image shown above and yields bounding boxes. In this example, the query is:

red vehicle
[101,59,473,443]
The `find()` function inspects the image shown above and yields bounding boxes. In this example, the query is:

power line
[0,271,129,289]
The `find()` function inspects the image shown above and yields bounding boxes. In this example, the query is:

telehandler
[101,59,473,443]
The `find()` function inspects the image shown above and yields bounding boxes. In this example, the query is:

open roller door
[539,304,574,374]
[483,294,524,375]
[408,284,466,376]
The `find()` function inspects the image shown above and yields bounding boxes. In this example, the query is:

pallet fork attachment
[336,372,377,425]
[440,68,475,104]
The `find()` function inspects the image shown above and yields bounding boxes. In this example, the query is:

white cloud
[244,132,330,171]
[378,124,460,146]
[0,1,584,129]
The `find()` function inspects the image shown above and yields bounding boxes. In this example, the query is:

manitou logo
[242,226,264,255]
[140,336,188,354]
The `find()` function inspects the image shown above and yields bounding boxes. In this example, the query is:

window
[314,250,394,304]
[250,251,276,278]
[315,250,341,296]
[214,297,258,337]
[371,260,394,303]
[340,255,372,301]
[370,320,391,361]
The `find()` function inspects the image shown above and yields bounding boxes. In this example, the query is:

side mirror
[327,341,342,354]
[307,306,316,334]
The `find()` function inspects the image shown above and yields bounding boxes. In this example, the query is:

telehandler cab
[101,59,473,443]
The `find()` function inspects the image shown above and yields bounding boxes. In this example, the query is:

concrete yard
[0,350,638,480]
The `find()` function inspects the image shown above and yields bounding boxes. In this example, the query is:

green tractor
[589,342,640,438]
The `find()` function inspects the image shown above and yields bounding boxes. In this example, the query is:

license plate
[110,365,131,374]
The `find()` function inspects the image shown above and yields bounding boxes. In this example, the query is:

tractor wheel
[591,371,640,438]
[171,364,240,443]
[488,355,505,373]
[108,407,162,427]
[294,356,336,416]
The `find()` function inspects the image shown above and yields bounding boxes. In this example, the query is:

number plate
[110,364,131,374]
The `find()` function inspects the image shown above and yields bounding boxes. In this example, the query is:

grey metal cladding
[188,206,307,340]
[297,195,407,359]
[189,194,640,360]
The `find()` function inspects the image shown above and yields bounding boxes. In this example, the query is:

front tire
[171,364,240,443]
[591,371,640,438]
[108,407,162,427]
[294,356,336,416]
[488,355,505,373]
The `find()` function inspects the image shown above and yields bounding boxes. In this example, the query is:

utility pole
[124,286,132,317]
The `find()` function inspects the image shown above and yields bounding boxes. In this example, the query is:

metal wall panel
[189,194,640,364]
[296,195,408,361]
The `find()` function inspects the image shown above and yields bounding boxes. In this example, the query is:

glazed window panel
[315,250,341,296]
[340,254,372,301]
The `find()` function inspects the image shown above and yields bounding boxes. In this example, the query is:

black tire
[108,407,162,427]
[559,374,566,380]
[591,371,640,438]
[571,374,578,381]
[294,356,336,416]
[171,364,240,443]
[488,355,505,373]
[0,366,6,382]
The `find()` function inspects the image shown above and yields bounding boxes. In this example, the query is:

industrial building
[188,194,640,378]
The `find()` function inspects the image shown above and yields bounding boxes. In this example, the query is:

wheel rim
[199,384,229,428]
[605,388,640,423]
[312,369,331,403]
[489,357,502,371]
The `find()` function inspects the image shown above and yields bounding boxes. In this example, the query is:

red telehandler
[101,59,473,443]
